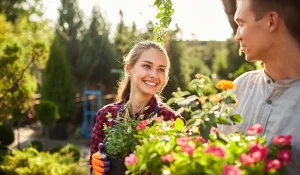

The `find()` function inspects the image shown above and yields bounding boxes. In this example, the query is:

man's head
[234,0,300,61]
[247,0,300,43]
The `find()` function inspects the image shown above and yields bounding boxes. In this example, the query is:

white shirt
[219,69,300,174]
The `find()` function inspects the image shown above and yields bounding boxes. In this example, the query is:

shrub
[59,144,81,162]
[27,140,43,152]
[0,147,86,175]
[0,123,14,146]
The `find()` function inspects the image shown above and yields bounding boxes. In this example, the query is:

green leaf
[223,96,236,104]
[230,114,243,124]
[186,118,196,128]
[217,117,231,125]
[156,12,163,18]
[167,97,175,106]
[174,118,185,131]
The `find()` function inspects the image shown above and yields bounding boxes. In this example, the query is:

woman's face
[127,48,168,98]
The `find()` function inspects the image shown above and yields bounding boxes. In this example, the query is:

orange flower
[216,80,236,90]
[208,94,222,102]
[198,97,207,104]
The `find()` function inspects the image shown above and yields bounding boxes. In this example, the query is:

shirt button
[267,100,272,104]
[267,80,271,84]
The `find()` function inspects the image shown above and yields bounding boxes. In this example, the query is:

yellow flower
[216,80,236,90]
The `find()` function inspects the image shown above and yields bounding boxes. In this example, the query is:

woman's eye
[143,64,150,68]
[158,68,165,72]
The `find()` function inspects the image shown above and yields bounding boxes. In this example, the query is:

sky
[41,0,234,41]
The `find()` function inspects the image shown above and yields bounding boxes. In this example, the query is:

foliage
[0,123,14,146]
[125,76,292,175]
[152,0,174,45]
[41,39,76,121]
[114,10,137,60]
[80,6,119,90]
[36,100,60,126]
[59,144,81,162]
[103,101,157,158]
[0,147,86,175]
[0,11,51,122]
[56,0,85,77]
[27,140,43,152]
[126,119,291,175]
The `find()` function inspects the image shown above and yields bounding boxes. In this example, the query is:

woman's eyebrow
[142,60,166,68]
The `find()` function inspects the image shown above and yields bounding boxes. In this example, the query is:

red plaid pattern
[90,95,185,165]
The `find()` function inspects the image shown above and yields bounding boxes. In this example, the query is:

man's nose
[235,28,241,42]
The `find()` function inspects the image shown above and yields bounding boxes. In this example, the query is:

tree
[114,10,134,59]
[79,6,118,91]
[0,15,49,122]
[56,0,85,77]
[36,100,60,150]
[41,38,76,122]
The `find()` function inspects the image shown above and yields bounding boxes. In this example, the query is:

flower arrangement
[125,75,292,175]
[103,101,156,158]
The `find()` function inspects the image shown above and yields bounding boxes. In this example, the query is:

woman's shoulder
[157,102,176,114]
[96,101,123,115]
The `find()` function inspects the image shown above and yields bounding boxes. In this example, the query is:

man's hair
[246,0,300,43]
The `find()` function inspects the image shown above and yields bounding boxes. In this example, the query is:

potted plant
[103,101,157,175]
[125,74,292,175]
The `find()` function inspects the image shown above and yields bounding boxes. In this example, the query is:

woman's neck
[128,93,152,114]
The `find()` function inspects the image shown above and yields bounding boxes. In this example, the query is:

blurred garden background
[0,0,262,174]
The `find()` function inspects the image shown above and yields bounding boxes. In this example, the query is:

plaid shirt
[90,95,185,165]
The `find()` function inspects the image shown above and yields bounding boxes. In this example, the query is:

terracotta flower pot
[107,154,127,175]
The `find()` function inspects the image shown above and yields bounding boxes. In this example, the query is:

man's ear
[268,12,279,32]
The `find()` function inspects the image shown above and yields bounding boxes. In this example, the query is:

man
[219,0,300,174]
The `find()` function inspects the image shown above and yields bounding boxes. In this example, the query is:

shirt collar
[263,70,300,88]
[120,95,158,117]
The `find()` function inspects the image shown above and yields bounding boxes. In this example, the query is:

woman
[90,40,185,175]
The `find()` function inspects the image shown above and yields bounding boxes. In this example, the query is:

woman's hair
[115,40,170,102]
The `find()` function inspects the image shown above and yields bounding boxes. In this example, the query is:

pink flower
[249,142,268,162]
[272,135,293,147]
[210,127,218,135]
[204,146,226,158]
[125,153,138,166]
[264,159,281,172]
[240,153,255,166]
[194,136,206,144]
[161,152,176,162]
[222,165,241,175]
[246,124,263,135]
[277,149,292,165]
[181,145,196,156]
[176,136,190,146]
[136,120,148,130]
[152,115,163,123]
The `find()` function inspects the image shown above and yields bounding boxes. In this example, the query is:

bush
[59,144,81,162]
[0,147,87,175]
[0,124,14,146]
[27,140,43,152]
[35,100,60,126]
[49,145,64,154]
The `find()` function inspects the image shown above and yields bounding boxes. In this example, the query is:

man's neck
[129,92,152,114]
[263,40,300,82]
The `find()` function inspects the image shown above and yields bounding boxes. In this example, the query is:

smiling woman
[90,40,185,175]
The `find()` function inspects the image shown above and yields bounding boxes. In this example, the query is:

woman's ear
[125,64,132,75]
